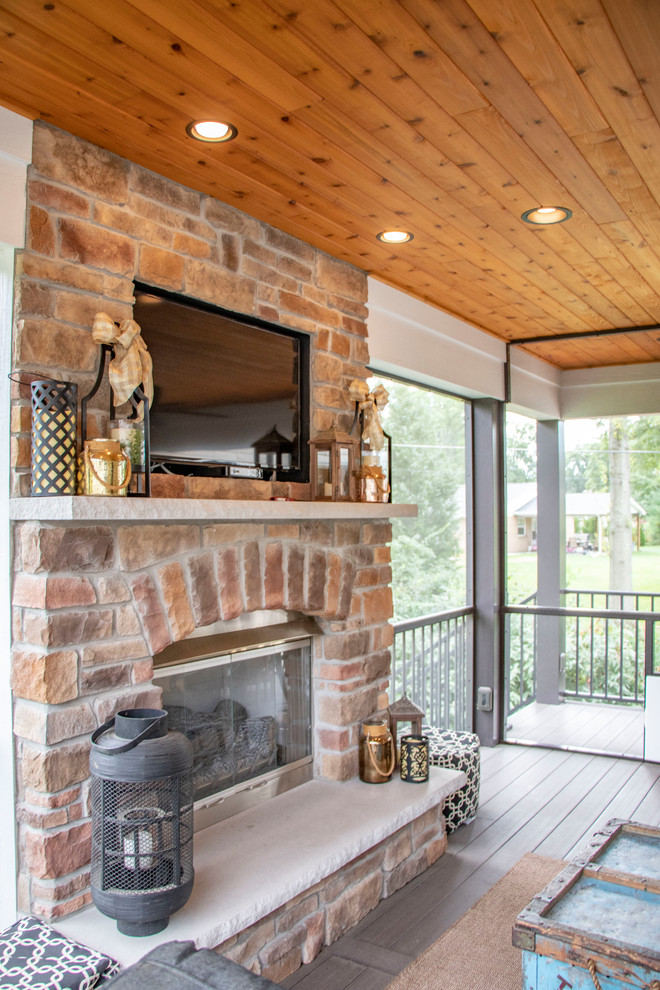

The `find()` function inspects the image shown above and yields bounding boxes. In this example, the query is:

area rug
[386,854,564,990]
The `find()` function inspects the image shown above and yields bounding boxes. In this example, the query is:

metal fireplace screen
[153,638,312,807]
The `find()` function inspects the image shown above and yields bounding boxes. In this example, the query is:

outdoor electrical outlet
[477,686,493,711]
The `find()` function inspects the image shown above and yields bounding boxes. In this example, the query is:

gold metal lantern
[309,425,359,501]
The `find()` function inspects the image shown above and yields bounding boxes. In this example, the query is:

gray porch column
[472,398,505,745]
[536,420,566,704]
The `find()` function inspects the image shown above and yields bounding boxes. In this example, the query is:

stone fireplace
[8,122,464,977]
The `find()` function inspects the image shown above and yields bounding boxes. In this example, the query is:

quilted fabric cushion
[424,727,481,832]
[0,917,120,990]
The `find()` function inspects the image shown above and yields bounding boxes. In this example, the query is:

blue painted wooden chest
[513,820,660,990]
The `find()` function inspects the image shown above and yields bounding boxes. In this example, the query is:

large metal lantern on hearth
[90,709,194,936]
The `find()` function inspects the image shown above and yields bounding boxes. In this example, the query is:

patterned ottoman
[424,727,480,832]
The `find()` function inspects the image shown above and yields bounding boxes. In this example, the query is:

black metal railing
[391,606,474,731]
[504,590,660,717]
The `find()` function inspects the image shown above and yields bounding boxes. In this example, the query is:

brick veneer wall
[9,123,404,924]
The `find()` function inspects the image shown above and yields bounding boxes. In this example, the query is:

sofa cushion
[0,917,120,990]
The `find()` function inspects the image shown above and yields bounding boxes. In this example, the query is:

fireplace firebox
[153,619,315,828]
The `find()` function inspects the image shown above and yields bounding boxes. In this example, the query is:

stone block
[21,525,114,574]
[243,542,263,612]
[81,663,132,694]
[115,604,142,636]
[325,873,381,944]
[264,543,284,610]
[27,206,56,255]
[323,630,370,660]
[264,227,315,261]
[34,891,93,920]
[132,657,154,684]
[82,637,149,666]
[317,685,379,728]
[382,829,413,871]
[316,254,368,302]
[28,178,91,216]
[217,546,243,620]
[32,871,91,903]
[133,167,201,212]
[316,727,351,751]
[95,577,130,604]
[381,846,429,899]
[24,787,81,810]
[223,918,276,967]
[173,230,213,259]
[21,741,90,793]
[12,574,47,609]
[320,750,358,781]
[312,352,344,385]
[45,577,97,609]
[302,911,325,963]
[138,244,185,290]
[12,649,78,704]
[258,925,305,969]
[186,553,219,627]
[24,609,113,649]
[59,217,135,275]
[25,822,92,879]
[94,686,162,725]
[362,587,394,625]
[158,561,195,642]
[129,573,172,655]
[32,123,129,203]
[185,260,255,313]
[275,894,319,934]
[203,523,265,546]
[17,319,98,372]
[307,550,327,612]
[118,524,200,571]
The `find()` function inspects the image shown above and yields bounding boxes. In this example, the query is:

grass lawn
[508,545,660,600]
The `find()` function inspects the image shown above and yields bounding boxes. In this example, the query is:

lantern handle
[91,714,165,754]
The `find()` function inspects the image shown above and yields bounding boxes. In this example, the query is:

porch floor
[283,743,660,990]
[505,699,645,758]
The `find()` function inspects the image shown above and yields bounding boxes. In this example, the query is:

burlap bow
[348,379,389,451]
[92,313,154,408]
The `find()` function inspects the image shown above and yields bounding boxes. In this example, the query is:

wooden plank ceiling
[1,0,660,371]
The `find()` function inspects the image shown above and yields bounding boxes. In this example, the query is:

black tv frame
[133,281,311,485]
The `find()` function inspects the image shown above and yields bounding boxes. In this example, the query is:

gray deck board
[281,744,660,990]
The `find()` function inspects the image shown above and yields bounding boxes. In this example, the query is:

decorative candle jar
[81,438,131,496]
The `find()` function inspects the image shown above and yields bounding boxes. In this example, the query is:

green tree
[506,413,536,482]
[370,377,467,620]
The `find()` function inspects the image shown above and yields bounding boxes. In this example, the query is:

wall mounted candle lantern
[90,709,194,937]
[309,425,359,501]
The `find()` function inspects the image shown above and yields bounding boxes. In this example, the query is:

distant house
[507,484,646,553]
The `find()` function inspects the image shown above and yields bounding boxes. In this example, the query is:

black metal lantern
[30,379,78,495]
[387,694,425,765]
[399,735,429,783]
[90,709,194,937]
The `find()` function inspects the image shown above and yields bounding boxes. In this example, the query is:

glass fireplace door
[154,639,313,812]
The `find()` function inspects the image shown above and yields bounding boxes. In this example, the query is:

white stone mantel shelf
[9,496,417,523]
[54,768,464,967]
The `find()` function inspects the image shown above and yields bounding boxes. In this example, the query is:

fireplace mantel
[9,496,417,523]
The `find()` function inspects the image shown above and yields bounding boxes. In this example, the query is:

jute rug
[386,854,564,990]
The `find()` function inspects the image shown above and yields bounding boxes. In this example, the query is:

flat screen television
[133,283,310,483]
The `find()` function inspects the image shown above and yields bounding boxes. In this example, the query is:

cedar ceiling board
[537,0,660,206]
[465,0,609,137]
[399,0,626,223]
[0,8,138,106]
[604,0,660,122]
[55,0,319,117]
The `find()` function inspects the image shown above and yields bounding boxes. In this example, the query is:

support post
[536,420,566,704]
[472,398,505,745]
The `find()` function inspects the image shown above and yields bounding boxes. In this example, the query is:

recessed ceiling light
[521,206,572,225]
[186,120,238,143]
[377,230,414,244]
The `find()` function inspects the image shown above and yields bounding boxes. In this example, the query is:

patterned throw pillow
[0,917,120,990]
